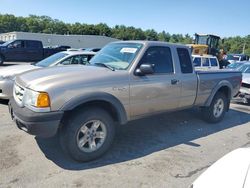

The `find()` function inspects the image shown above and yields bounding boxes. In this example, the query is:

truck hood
[0,64,39,77]
[242,73,250,84]
[191,148,250,188]
[15,65,128,91]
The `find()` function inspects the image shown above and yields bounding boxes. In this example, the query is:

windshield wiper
[94,63,115,71]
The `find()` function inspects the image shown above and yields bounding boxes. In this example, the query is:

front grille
[13,83,25,106]
[242,82,250,89]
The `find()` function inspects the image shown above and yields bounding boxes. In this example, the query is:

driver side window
[61,55,82,65]
[139,46,173,74]
[9,41,24,48]
[60,57,73,65]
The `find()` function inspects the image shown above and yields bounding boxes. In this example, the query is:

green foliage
[0,14,192,44]
[220,35,250,56]
[0,14,249,56]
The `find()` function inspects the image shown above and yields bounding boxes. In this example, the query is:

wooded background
[1,14,249,56]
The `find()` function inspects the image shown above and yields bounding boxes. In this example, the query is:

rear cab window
[177,48,193,73]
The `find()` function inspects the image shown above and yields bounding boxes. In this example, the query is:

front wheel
[60,107,115,162]
[202,92,228,123]
[0,55,4,65]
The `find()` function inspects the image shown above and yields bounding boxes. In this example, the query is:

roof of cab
[111,40,190,48]
[192,54,218,58]
[60,50,96,56]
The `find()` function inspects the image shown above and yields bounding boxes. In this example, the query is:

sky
[0,0,249,37]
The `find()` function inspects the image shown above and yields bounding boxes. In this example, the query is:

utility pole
[243,42,246,54]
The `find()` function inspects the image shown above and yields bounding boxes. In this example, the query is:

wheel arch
[205,81,232,110]
[60,92,128,125]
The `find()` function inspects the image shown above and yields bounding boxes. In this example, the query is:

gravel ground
[0,101,250,188]
[0,63,250,188]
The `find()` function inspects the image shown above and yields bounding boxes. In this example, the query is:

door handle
[171,79,179,85]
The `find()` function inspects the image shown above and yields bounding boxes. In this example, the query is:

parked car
[0,39,69,65]
[0,40,5,45]
[236,62,250,103]
[0,51,96,99]
[192,54,220,71]
[225,54,249,64]
[226,61,248,69]
[9,41,241,162]
[191,148,250,188]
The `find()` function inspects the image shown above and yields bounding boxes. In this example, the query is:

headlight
[23,88,51,111]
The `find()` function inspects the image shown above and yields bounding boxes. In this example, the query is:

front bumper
[9,99,64,137]
[0,79,14,99]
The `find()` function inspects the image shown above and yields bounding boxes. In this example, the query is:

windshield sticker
[120,48,137,53]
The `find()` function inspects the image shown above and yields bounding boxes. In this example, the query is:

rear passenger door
[129,46,181,118]
[177,48,198,108]
[25,41,43,61]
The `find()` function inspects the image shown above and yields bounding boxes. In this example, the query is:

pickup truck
[0,39,68,65]
[9,41,242,162]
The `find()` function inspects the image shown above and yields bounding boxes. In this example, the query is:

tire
[60,107,115,162]
[202,92,228,123]
[0,55,4,65]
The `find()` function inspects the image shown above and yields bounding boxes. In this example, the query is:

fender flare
[204,80,232,107]
[60,92,128,124]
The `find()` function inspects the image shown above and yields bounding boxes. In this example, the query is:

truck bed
[194,70,242,106]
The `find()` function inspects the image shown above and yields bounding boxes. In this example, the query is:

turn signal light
[37,92,50,108]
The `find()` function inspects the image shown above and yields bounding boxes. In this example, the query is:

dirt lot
[1,101,250,188]
[0,63,250,188]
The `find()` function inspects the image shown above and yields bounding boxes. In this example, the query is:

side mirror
[135,64,154,76]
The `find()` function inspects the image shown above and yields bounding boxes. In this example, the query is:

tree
[0,14,250,56]
[145,29,158,41]
[158,31,171,42]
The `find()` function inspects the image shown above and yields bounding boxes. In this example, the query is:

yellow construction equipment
[190,33,221,56]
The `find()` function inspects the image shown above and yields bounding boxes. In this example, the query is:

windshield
[90,43,143,70]
[237,64,250,73]
[196,36,208,45]
[35,52,68,67]
[1,40,14,46]
[226,63,243,69]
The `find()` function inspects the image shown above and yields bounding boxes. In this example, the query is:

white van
[192,55,220,71]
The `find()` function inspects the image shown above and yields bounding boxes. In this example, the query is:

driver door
[129,46,181,118]
[5,40,25,61]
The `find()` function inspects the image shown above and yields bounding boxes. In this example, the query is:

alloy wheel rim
[76,120,107,153]
[213,98,224,118]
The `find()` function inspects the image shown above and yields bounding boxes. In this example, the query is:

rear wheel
[60,107,115,162]
[202,92,228,123]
